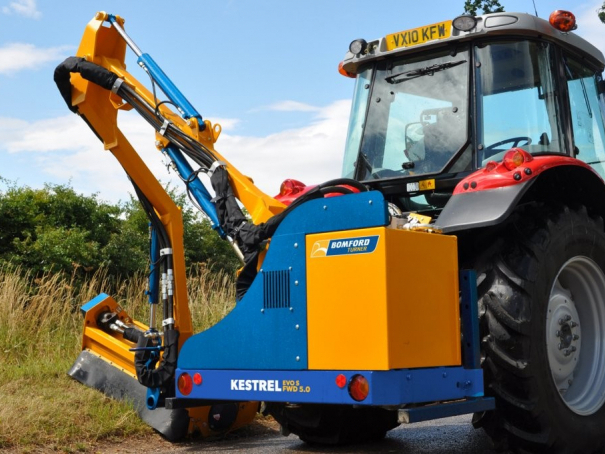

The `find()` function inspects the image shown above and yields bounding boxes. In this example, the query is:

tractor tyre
[265,403,399,445]
[472,204,605,454]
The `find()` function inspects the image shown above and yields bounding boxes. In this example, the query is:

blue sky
[1,0,603,203]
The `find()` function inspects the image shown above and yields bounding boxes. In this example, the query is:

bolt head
[296,356,300,361]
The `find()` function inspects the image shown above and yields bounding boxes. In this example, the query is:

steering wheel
[371,168,404,179]
[485,136,532,150]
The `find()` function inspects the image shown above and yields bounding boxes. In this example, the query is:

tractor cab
[340,11,605,219]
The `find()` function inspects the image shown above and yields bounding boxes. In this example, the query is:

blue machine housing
[178,190,389,370]
[175,191,493,411]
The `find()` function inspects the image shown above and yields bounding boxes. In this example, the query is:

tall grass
[0,265,236,451]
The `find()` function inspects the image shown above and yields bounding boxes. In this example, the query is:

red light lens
[348,374,369,401]
[336,374,347,388]
[503,148,532,171]
[338,61,356,78]
[193,372,203,386]
[279,179,306,196]
[549,10,576,32]
[178,373,193,396]
[485,161,498,172]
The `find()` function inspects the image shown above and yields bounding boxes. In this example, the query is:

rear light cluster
[461,148,534,192]
[348,374,370,402]
[502,148,533,171]
[178,372,203,396]
[335,373,370,401]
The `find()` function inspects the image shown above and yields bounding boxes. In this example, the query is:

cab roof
[341,12,605,74]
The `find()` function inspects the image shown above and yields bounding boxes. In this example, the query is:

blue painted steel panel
[460,270,481,369]
[275,190,389,236]
[175,367,485,406]
[80,293,110,316]
[177,191,388,370]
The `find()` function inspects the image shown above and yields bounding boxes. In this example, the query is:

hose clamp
[160,248,173,256]
[207,160,227,177]
[162,318,175,327]
[111,78,124,94]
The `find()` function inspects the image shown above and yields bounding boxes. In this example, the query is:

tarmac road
[123,414,509,454]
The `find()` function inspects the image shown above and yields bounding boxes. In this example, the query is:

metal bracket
[160,248,173,256]
[162,318,175,327]
[159,119,170,136]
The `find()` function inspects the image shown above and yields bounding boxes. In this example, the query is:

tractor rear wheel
[472,204,605,453]
[265,403,398,445]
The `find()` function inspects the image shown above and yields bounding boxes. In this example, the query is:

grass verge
[0,266,236,452]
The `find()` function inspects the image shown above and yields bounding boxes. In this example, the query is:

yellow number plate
[386,20,452,51]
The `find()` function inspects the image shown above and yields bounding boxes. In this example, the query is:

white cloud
[2,0,41,19]
[262,100,321,112]
[0,99,351,204]
[217,100,351,196]
[0,43,72,75]
[207,117,240,132]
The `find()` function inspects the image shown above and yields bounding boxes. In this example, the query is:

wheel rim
[546,256,605,415]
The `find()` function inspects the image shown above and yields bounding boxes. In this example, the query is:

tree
[0,180,121,275]
[599,2,605,24]
[0,178,239,278]
[464,0,504,15]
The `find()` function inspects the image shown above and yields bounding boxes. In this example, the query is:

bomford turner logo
[311,235,379,258]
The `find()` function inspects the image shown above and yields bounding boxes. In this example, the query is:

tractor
[55,9,605,453]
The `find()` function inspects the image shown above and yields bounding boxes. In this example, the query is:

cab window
[564,55,605,179]
[476,40,565,166]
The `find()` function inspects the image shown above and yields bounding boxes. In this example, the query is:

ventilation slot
[263,270,291,309]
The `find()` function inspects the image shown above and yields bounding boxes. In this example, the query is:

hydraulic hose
[54,57,118,113]
[54,56,370,303]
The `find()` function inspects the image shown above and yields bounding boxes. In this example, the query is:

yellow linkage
[69,12,265,436]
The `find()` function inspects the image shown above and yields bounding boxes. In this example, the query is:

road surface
[101,414,509,453]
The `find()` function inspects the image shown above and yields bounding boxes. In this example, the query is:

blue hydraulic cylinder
[162,144,224,237]
[138,53,202,123]
[107,15,203,124]
[147,224,159,305]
